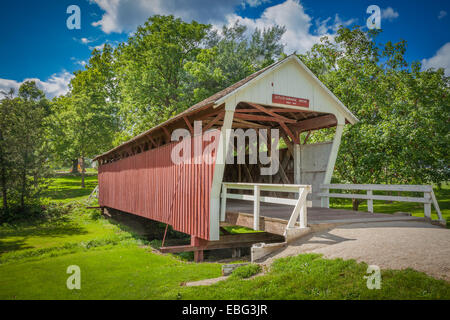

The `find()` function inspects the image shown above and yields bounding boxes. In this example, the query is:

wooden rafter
[279,122,299,145]
[291,114,336,131]
[246,102,294,123]
[147,135,157,148]
[183,116,194,134]
[303,131,312,144]
[235,108,310,113]
[232,118,270,129]
[203,112,224,131]
[162,126,170,143]
[233,113,296,124]
[279,130,294,156]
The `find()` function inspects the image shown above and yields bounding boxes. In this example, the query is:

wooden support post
[253,185,260,231]
[367,190,374,213]
[424,192,431,219]
[232,247,242,258]
[191,236,208,263]
[194,250,204,263]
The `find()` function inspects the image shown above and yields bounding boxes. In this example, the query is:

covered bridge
[94,54,361,260]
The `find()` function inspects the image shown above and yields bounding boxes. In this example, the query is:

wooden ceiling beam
[279,122,300,145]
[246,102,294,123]
[290,114,336,132]
[203,112,224,131]
[232,118,270,129]
[233,113,296,124]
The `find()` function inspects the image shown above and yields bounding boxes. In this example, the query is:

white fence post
[430,190,444,221]
[220,184,227,222]
[367,190,373,213]
[253,185,260,230]
[321,188,329,208]
[299,187,307,228]
[424,192,431,219]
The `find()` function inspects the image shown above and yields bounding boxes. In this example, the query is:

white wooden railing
[221,183,311,230]
[319,184,444,221]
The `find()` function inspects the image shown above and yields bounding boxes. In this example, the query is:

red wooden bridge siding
[98,130,220,240]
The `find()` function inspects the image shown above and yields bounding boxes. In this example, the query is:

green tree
[0,82,50,214]
[114,15,210,142]
[301,27,450,210]
[184,22,285,102]
[0,89,15,210]
[49,46,119,187]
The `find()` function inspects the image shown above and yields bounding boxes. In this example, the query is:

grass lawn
[42,173,98,203]
[0,173,449,299]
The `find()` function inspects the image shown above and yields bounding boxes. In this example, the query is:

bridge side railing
[221,183,312,231]
[319,184,444,221]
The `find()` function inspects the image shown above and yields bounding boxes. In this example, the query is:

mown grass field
[0,172,449,300]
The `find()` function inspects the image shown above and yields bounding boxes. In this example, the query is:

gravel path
[263,221,450,281]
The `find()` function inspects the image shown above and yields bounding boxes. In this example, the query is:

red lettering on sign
[272,94,309,108]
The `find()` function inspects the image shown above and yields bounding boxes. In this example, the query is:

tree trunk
[352,198,360,211]
[70,159,79,174]
[81,156,85,188]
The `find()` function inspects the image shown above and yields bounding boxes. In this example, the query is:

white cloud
[0,71,74,98]
[381,7,399,21]
[90,0,243,34]
[422,42,450,76]
[73,37,96,45]
[243,0,271,8]
[89,43,105,51]
[222,0,352,54]
[438,10,447,20]
[71,57,87,67]
[90,0,355,54]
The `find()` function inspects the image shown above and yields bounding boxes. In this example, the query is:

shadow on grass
[0,239,33,253]
[0,217,89,253]
[43,174,98,201]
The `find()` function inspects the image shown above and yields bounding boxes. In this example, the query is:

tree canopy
[0,15,448,214]
[301,27,449,207]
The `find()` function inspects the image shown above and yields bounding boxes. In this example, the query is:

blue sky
[1,0,449,97]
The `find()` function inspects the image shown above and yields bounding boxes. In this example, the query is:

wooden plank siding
[98,130,220,240]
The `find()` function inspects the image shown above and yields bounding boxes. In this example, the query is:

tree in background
[0,82,50,215]
[114,15,210,142]
[49,46,118,187]
[184,22,285,105]
[42,16,447,207]
[301,26,450,209]
[114,16,286,143]
[48,15,286,183]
